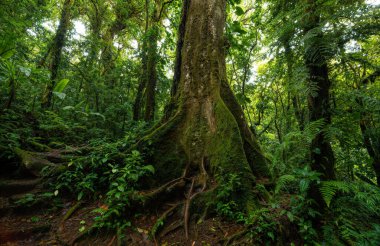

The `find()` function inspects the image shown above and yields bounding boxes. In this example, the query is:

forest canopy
[0,0,380,245]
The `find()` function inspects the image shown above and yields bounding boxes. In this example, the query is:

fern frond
[303,119,325,142]
[320,181,351,207]
[275,174,296,194]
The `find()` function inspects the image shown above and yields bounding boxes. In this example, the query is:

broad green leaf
[231,21,247,35]
[63,106,75,110]
[90,112,106,121]
[53,78,70,93]
[1,49,15,59]
[53,91,66,100]
[235,6,244,16]
[142,165,155,174]
[78,191,84,200]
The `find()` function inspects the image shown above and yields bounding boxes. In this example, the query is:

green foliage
[92,150,154,231]
[244,208,279,243]
[0,109,34,161]
[14,191,62,210]
[275,174,296,194]
[321,181,380,245]
[319,181,350,207]
[0,0,379,244]
[214,173,244,220]
[44,129,154,231]
[53,78,69,93]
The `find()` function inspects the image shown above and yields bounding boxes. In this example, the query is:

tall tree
[358,71,380,185]
[139,0,270,216]
[41,0,74,108]
[133,0,167,121]
[303,0,335,181]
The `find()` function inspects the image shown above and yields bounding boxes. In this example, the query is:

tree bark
[41,0,74,109]
[144,25,159,121]
[133,0,151,121]
[283,37,305,131]
[357,70,380,186]
[4,77,15,110]
[304,0,335,181]
[84,0,104,111]
[140,0,270,210]
[133,0,163,122]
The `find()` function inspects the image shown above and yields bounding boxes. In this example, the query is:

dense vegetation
[1,0,379,245]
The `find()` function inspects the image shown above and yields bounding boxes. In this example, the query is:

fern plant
[321,181,380,245]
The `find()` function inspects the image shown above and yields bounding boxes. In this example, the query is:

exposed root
[159,220,184,238]
[61,201,82,223]
[184,177,195,239]
[184,158,209,236]
[107,235,116,246]
[148,159,211,242]
[69,226,95,245]
[140,177,186,202]
[150,202,182,240]
[220,229,248,246]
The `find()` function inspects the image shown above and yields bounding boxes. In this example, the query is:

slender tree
[133,0,167,121]
[303,0,335,181]
[358,70,380,185]
[41,0,74,108]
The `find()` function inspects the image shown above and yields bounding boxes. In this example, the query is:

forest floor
[0,172,245,246]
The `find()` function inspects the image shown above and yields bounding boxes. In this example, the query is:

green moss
[14,148,56,176]
[137,112,187,184]
[205,98,259,211]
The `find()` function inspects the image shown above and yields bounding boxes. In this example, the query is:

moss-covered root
[14,148,56,176]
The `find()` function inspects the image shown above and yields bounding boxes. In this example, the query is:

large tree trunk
[140,0,270,214]
[41,0,73,109]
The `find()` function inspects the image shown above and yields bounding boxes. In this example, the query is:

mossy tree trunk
[41,0,74,109]
[133,0,151,121]
[133,0,163,121]
[140,0,270,214]
[303,0,335,181]
[144,24,159,121]
[100,2,139,111]
[83,0,106,112]
[282,36,305,131]
[4,77,16,110]
[358,71,380,186]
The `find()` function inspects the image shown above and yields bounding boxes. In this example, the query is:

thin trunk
[358,70,380,186]
[4,77,16,109]
[304,0,335,181]
[86,0,103,111]
[133,0,150,121]
[100,1,139,88]
[144,25,159,121]
[134,0,164,121]
[360,120,380,186]
[41,0,73,109]
[283,39,305,131]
